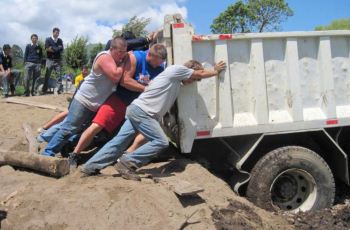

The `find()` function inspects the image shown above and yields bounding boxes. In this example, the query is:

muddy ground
[0,94,349,230]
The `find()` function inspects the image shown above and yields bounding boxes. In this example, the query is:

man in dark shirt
[24,34,43,96]
[43,27,64,94]
[0,44,13,97]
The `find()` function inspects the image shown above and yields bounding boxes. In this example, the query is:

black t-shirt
[0,52,12,70]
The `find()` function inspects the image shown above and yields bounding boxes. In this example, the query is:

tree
[113,16,151,37]
[211,0,293,34]
[88,43,104,65]
[11,44,24,69]
[64,36,88,69]
[315,18,350,31]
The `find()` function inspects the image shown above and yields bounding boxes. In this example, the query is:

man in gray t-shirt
[82,60,226,180]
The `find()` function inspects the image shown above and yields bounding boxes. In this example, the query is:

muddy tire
[246,146,335,212]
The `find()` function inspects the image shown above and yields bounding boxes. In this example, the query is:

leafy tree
[211,0,293,33]
[113,16,151,37]
[88,43,104,65]
[315,18,350,31]
[64,36,88,69]
[11,44,24,69]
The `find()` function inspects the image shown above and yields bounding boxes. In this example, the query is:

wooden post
[22,123,39,154]
[0,150,69,177]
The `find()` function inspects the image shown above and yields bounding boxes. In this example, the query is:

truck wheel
[246,146,335,212]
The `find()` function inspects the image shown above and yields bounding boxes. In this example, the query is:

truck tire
[246,146,335,212]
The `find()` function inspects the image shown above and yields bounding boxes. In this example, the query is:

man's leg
[43,59,53,93]
[2,73,10,97]
[37,122,62,143]
[32,63,41,95]
[126,133,147,153]
[54,62,63,93]
[73,123,104,154]
[42,99,95,156]
[82,119,137,174]
[23,63,32,96]
[119,105,169,169]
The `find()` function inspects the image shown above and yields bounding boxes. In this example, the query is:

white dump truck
[162,14,350,212]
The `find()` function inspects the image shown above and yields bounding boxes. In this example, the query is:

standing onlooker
[0,44,13,98]
[23,34,43,96]
[74,66,89,88]
[43,27,64,94]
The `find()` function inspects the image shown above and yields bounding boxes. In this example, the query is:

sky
[0,0,349,49]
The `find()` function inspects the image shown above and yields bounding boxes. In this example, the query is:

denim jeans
[83,104,169,173]
[37,122,63,143]
[43,59,62,93]
[24,62,41,95]
[42,99,95,156]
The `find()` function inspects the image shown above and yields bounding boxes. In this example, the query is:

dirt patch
[0,95,349,229]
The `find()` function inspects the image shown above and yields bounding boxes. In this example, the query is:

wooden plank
[5,98,66,111]
[154,177,204,196]
[0,150,69,177]
[22,123,39,154]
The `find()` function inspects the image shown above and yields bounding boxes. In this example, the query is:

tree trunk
[0,150,69,177]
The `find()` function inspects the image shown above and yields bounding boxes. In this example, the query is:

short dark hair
[110,37,127,50]
[31,34,38,39]
[121,31,136,40]
[3,44,11,50]
[53,27,60,33]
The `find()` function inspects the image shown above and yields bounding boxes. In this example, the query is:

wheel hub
[270,169,317,212]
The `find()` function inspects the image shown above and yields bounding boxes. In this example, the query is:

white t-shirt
[132,65,194,119]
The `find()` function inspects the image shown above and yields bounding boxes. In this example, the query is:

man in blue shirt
[43,27,64,94]
[69,44,167,167]
[24,34,43,96]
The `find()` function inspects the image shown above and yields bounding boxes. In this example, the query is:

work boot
[80,167,100,178]
[114,161,141,181]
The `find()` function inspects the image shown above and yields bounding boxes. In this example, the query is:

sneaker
[114,161,141,181]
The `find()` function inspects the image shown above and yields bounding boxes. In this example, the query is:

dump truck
[161,14,350,212]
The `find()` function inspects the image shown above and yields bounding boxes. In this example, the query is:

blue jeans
[42,99,95,156]
[37,122,63,143]
[83,104,169,173]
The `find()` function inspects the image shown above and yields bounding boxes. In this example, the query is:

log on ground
[0,150,69,177]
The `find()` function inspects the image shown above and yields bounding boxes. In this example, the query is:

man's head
[182,60,204,85]
[110,37,128,63]
[52,27,60,39]
[2,44,11,55]
[31,34,38,44]
[146,44,167,68]
[183,60,204,70]
[82,65,89,77]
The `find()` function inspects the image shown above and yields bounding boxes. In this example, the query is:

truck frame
[162,14,350,212]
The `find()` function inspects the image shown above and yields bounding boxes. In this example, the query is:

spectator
[41,37,129,157]
[23,34,43,96]
[43,27,64,94]
[81,60,226,179]
[74,66,89,88]
[0,44,13,97]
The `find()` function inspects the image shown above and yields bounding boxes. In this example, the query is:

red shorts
[93,94,127,134]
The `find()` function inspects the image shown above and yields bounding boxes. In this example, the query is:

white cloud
[0,0,188,49]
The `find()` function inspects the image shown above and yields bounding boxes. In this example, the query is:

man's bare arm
[120,52,145,92]
[190,61,226,80]
[95,54,126,84]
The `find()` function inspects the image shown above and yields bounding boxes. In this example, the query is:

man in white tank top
[42,37,130,157]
